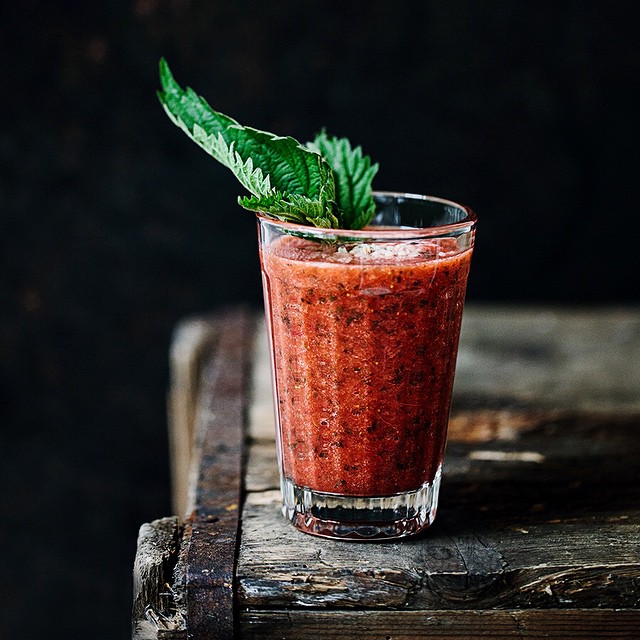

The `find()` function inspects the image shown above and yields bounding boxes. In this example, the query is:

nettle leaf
[158,59,379,230]
[239,191,339,228]
[308,131,379,230]
[190,126,273,197]
[158,59,338,228]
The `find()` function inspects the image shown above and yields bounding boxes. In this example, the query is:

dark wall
[1,1,639,638]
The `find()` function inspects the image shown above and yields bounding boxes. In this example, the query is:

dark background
[1,1,639,637]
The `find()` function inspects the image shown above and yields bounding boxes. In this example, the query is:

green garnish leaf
[307,131,379,230]
[157,58,377,229]
[239,191,339,228]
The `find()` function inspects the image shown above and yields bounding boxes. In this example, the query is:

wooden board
[238,307,640,636]
[134,308,253,640]
[239,414,640,611]
[133,306,640,639]
[240,609,640,639]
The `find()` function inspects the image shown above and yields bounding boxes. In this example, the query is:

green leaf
[308,131,379,229]
[192,127,273,197]
[157,58,339,228]
[157,59,380,230]
[239,192,339,228]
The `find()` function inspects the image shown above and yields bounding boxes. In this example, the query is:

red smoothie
[260,232,473,497]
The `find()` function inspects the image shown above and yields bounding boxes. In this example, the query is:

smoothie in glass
[258,192,476,539]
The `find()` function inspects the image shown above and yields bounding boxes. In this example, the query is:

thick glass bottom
[280,467,441,540]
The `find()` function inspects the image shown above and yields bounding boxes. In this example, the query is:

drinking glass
[257,192,476,539]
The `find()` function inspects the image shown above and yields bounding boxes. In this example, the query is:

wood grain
[453,306,640,415]
[133,309,254,640]
[238,306,640,634]
[239,414,640,611]
[134,306,640,639]
[177,308,253,640]
[239,609,640,639]
[132,516,185,639]
[168,317,219,518]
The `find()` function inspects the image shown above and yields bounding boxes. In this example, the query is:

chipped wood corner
[132,516,186,640]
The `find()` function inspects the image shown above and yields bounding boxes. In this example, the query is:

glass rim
[256,191,477,240]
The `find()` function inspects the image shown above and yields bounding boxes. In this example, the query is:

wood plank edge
[181,308,254,639]
[132,516,186,639]
[168,316,220,518]
[239,608,640,639]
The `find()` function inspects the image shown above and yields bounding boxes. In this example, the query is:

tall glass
[257,192,476,539]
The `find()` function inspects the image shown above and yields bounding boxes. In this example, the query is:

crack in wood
[509,611,528,640]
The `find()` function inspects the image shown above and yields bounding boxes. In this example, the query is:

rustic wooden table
[133,306,640,639]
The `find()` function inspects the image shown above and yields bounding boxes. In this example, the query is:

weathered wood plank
[239,307,640,619]
[239,609,640,639]
[132,517,185,639]
[454,306,640,414]
[238,512,640,610]
[136,306,640,638]
[247,316,275,443]
[168,317,219,518]
[172,308,253,640]
[238,413,640,611]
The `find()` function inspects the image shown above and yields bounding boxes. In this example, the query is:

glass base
[280,468,441,540]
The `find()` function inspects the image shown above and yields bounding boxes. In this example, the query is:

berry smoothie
[260,231,473,497]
